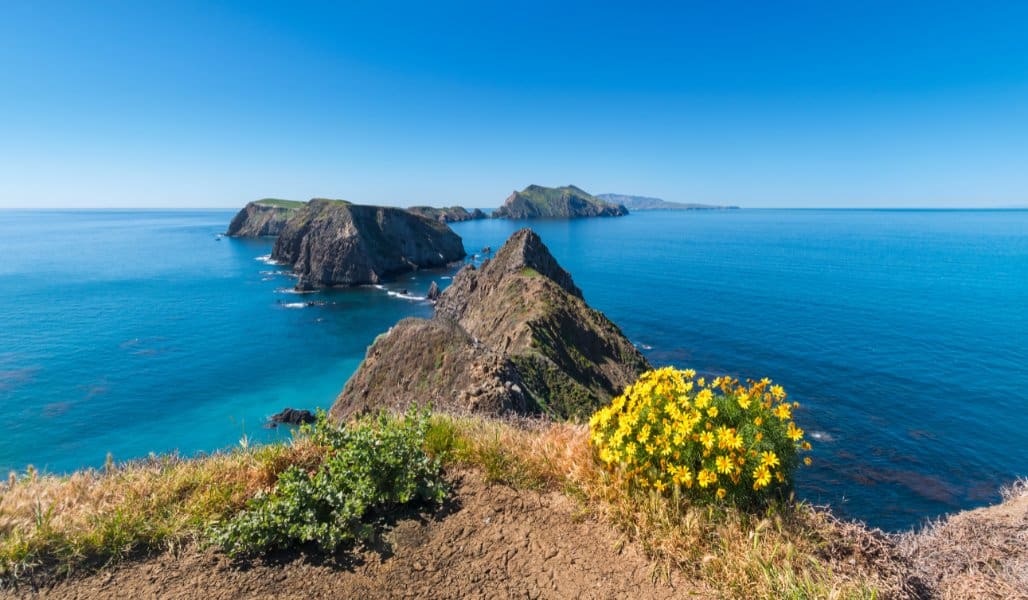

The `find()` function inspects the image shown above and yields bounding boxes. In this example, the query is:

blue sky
[2,1,1027,208]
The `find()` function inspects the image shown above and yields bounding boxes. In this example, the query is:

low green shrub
[210,408,446,556]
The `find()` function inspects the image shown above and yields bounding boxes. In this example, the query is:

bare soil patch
[10,472,691,599]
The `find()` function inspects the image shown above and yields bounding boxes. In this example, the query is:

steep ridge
[331,228,649,421]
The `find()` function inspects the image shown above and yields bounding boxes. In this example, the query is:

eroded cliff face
[271,200,466,289]
[492,185,628,219]
[225,200,304,237]
[331,228,650,422]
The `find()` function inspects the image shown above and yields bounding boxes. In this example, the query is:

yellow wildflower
[716,487,727,500]
[773,403,792,420]
[752,465,771,489]
[715,455,733,474]
[760,450,780,469]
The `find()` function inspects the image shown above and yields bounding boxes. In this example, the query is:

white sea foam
[283,302,307,309]
[386,290,427,301]
[275,287,316,295]
[255,254,285,265]
[810,431,835,442]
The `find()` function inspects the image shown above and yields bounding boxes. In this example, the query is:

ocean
[0,208,1025,531]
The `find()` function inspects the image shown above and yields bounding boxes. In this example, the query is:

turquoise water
[1,209,1025,530]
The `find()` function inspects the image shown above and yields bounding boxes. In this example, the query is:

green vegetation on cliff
[253,198,307,209]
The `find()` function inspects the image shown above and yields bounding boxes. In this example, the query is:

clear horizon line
[2,205,1027,211]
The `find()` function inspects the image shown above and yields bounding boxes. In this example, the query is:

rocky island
[331,228,649,421]
[492,184,628,219]
[225,199,305,236]
[406,205,487,223]
[597,193,740,211]
[268,199,466,289]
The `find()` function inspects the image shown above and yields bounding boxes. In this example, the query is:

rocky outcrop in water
[492,185,628,219]
[267,408,316,427]
[226,199,305,237]
[407,206,488,223]
[271,199,466,289]
[427,281,441,302]
[331,228,649,422]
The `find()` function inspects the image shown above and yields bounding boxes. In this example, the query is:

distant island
[406,205,487,223]
[493,185,628,219]
[597,193,739,211]
[228,198,466,289]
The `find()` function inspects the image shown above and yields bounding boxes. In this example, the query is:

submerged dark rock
[271,199,466,289]
[331,228,649,422]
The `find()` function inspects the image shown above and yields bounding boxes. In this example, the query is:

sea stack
[271,199,466,289]
[331,228,650,421]
[225,199,305,237]
[492,185,628,219]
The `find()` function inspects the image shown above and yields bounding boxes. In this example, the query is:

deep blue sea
[1,209,1025,531]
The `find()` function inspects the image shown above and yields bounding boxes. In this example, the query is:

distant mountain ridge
[597,193,739,211]
[494,185,628,219]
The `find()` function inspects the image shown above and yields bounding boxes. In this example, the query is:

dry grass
[896,477,1028,600]
[0,437,325,581]
[2,414,1022,599]
[430,415,908,599]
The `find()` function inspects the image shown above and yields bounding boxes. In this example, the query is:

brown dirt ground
[8,472,694,599]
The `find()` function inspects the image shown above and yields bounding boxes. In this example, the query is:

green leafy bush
[210,408,446,556]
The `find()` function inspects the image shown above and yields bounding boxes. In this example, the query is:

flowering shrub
[589,367,812,506]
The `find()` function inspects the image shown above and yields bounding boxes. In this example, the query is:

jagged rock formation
[492,185,628,219]
[426,281,441,302]
[331,228,650,422]
[407,206,488,223]
[271,199,466,289]
[597,193,740,211]
[225,199,305,236]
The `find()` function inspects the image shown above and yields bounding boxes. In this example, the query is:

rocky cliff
[492,185,628,219]
[406,206,488,223]
[271,199,466,289]
[331,228,649,422]
[225,199,305,236]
